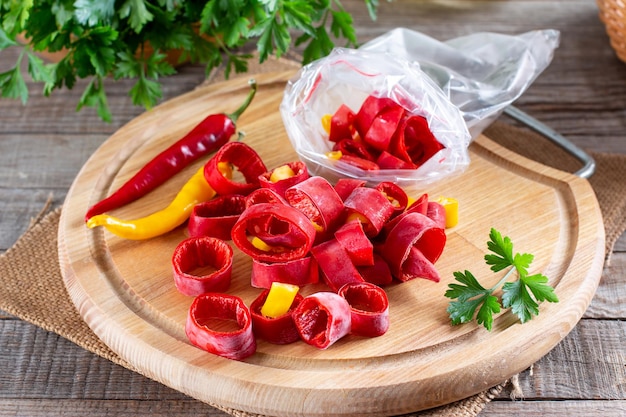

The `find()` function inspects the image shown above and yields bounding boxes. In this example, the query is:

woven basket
[597,0,626,63]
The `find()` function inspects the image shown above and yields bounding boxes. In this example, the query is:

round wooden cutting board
[58,72,605,417]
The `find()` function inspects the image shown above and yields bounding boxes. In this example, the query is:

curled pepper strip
[390,115,445,167]
[284,176,345,240]
[333,178,366,201]
[343,186,396,237]
[338,282,389,337]
[375,181,409,218]
[172,236,233,296]
[245,188,288,208]
[185,293,256,360]
[85,80,257,222]
[426,201,447,230]
[380,212,446,283]
[231,203,317,263]
[250,289,303,345]
[310,238,364,293]
[328,104,356,142]
[204,142,267,196]
[334,220,374,266]
[354,95,397,139]
[188,194,247,240]
[251,256,319,289]
[357,254,394,286]
[258,161,310,197]
[292,292,352,350]
[86,166,216,240]
[363,104,405,152]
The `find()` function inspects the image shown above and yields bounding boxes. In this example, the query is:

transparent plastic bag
[280,29,560,191]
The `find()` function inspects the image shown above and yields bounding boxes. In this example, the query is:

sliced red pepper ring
[172,236,233,296]
[258,161,310,197]
[334,220,374,266]
[426,201,447,230]
[354,95,397,139]
[332,138,377,162]
[292,292,352,350]
[251,256,319,289]
[380,212,446,282]
[391,115,445,167]
[284,176,345,240]
[245,188,288,208]
[204,142,267,196]
[334,153,381,172]
[328,104,356,142]
[375,181,409,218]
[187,194,247,240]
[343,186,396,238]
[357,254,393,286]
[333,178,366,201]
[310,238,364,293]
[362,104,405,152]
[185,293,256,360]
[376,150,417,170]
[250,289,303,345]
[338,282,389,337]
[231,203,316,263]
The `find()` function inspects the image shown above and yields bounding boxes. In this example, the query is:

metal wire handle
[503,106,596,179]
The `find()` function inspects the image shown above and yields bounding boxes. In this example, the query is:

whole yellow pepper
[87,166,217,240]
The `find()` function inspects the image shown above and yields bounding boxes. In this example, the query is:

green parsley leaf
[27,52,55,84]
[0,58,28,104]
[119,0,154,33]
[0,27,18,49]
[76,75,112,122]
[74,0,115,27]
[445,228,558,330]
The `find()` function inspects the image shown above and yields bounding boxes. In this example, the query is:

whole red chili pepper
[84,79,258,222]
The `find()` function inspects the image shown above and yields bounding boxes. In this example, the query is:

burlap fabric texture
[1,57,625,417]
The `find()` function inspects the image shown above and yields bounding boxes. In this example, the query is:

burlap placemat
[2,56,625,417]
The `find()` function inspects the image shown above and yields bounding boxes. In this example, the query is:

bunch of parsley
[445,228,559,331]
[0,0,382,122]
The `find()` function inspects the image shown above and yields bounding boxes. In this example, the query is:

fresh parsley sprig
[0,0,385,122]
[445,228,559,331]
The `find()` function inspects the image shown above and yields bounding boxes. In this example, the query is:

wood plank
[586,252,626,318]
[482,400,626,416]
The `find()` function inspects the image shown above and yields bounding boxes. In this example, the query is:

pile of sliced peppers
[85,83,461,360]
[322,94,445,171]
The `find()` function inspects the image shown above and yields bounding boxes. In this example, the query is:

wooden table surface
[1,1,625,416]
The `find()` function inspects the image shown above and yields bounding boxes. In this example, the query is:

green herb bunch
[445,228,559,331]
[0,0,382,122]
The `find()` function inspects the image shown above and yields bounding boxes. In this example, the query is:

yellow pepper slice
[436,196,459,228]
[269,164,296,183]
[86,166,219,240]
[326,150,342,160]
[321,114,332,134]
[260,282,300,318]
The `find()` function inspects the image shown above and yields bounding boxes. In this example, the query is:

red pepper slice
[401,246,442,283]
[362,104,405,152]
[343,186,396,237]
[251,256,319,289]
[231,203,316,263]
[357,254,393,286]
[310,238,364,292]
[335,154,380,171]
[328,104,356,142]
[332,138,377,161]
[338,282,389,337]
[376,150,418,170]
[375,181,409,218]
[334,220,374,266]
[426,201,447,230]
[250,290,303,345]
[383,192,429,236]
[258,161,310,197]
[391,115,445,167]
[380,212,446,282]
[333,178,366,201]
[292,292,352,349]
[185,293,256,360]
[85,80,257,222]
[354,95,397,139]
[204,142,267,196]
[171,236,233,296]
[284,176,345,241]
[245,188,289,208]
[187,194,247,240]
